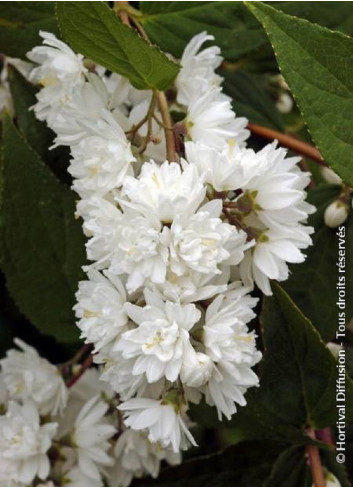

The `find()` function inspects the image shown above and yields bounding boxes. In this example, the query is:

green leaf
[139,1,265,61]
[136,440,285,487]
[0,2,58,58]
[222,70,284,131]
[265,445,311,486]
[276,2,353,37]
[284,184,353,342]
[1,115,85,343]
[55,1,179,91]
[139,2,353,65]
[246,1,353,186]
[232,283,353,442]
[8,65,71,185]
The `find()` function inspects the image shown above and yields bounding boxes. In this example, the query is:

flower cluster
[0,340,179,486]
[26,29,314,464]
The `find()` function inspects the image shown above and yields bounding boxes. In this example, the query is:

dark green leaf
[135,440,285,487]
[223,70,284,131]
[1,115,85,343]
[139,1,265,61]
[265,445,311,487]
[56,1,179,90]
[0,2,58,58]
[8,65,71,184]
[284,184,353,341]
[275,2,353,37]
[139,2,353,65]
[232,283,353,442]
[246,1,353,186]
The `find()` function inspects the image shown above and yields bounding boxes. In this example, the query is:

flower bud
[321,167,342,185]
[276,92,293,114]
[325,471,341,487]
[180,350,213,388]
[324,201,349,228]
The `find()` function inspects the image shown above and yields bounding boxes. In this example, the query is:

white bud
[321,167,342,185]
[324,201,348,228]
[325,471,341,487]
[276,92,293,114]
[180,350,213,388]
[326,342,342,359]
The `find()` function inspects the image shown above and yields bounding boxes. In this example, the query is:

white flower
[185,87,249,149]
[180,348,214,388]
[176,31,223,106]
[121,160,206,223]
[119,398,197,452]
[107,429,181,486]
[76,195,122,268]
[52,78,129,149]
[204,359,259,420]
[239,227,313,295]
[156,266,229,304]
[99,352,150,401]
[71,396,116,482]
[27,31,86,122]
[169,199,249,276]
[117,290,200,383]
[108,207,170,293]
[63,466,102,487]
[0,339,68,416]
[185,141,244,192]
[74,270,129,353]
[324,200,349,228]
[230,143,315,294]
[0,401,57,485]
[69,120,135,199]
[203,286,259,363]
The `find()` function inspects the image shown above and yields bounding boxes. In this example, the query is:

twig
[128,15,176,162]
[58,343,91,373]
[66,354,94,388]
[137,91,157,154]
[248,123,326,167]
[157,91,176,162]
[114,1,130,26]
[306,427,326,487]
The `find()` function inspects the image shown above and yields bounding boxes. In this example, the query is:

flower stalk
[306,427,326,487]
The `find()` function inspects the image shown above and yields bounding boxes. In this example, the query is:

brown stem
[58,343,91,373]
[248,123,326,167]
[114,1,130,26]
[66,354,94,388]
[306,428,326,487]
[137,91,157,154]
[121,12,176,162]
[157,91,176,162]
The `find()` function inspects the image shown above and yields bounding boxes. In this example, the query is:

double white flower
[26,27,315,461]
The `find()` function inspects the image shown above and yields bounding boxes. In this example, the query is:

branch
[128,16,176,162]
[66,354,94,388]
[248,123,326,167]
[114,1,130,26]
[306,427,326,487]
[157,91,176,162]
[58,343,91,373]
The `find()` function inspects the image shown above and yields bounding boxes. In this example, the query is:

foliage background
[0,1,353,486]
